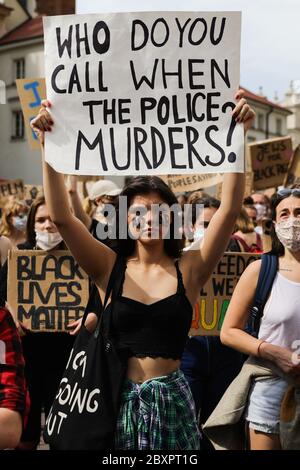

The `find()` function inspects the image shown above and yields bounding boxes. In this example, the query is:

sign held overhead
[43,11,243,176]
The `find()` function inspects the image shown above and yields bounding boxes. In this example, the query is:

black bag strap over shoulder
[94,255,125,339]
[247,253,278,337]
[80,255,124,332]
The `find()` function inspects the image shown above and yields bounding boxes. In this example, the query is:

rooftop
[0,16,43,46]
[242,87,291,113]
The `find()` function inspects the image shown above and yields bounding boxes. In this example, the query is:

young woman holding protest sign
[0,197,74,450]
[31,90,255,450]
[216,188,300,450]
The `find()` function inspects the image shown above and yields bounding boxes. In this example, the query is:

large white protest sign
[43,12,243,176]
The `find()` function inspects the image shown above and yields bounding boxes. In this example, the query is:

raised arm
[220,260,263,356]
[67,175,92,230]
[221,260,300,376]
[0,236,12,266]
[30,101,116,284]
[183,90,255,286]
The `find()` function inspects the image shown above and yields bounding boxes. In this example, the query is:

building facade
[281,80,300,148]
[0,0,77,185]
[243,87,292,144]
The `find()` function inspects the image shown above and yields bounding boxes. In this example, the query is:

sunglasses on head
[277,188,300,198]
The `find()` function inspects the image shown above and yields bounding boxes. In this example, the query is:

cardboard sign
[64,175,101,199]
[284,145,300,187]
[245,171,253,196]
[249,136,293,190]
[16,78,46,150]
[215,171,253,201]
[161,173,223,192]
[43,12,244,176]
[0,179,24,207]
[23,185,44,204]
[7,250,89,332]
[190,252,260,336]
[261,218,273,253]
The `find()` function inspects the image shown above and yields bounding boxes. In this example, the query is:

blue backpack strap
[253,253,278,309]
[247,253,278,337]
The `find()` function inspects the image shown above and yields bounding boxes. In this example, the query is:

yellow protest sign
[16,78,46,150]
[190,252,260,336]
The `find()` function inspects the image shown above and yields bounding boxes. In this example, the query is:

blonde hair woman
[0,200,28,248]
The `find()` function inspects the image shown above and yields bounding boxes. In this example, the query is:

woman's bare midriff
[127,357,180,384]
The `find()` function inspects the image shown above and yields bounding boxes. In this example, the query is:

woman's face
[128,192,171,243]
[10,206,28,231]
[34,204,58,233]
[275,196,300,223]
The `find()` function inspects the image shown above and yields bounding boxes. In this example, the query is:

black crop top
[102,256,193,360]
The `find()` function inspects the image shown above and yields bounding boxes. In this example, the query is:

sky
[76,0,300,102]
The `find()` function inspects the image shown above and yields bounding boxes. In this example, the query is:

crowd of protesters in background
[1,156,300,449]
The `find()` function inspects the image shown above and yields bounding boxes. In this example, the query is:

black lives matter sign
[43,11,243,176]
[8,250,89,332]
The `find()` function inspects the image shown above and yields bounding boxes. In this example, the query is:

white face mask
[275,217,300,252]
[12,215,27,232]
[254,203,267,220]
[35,231,63,251]
[254,225,263,236]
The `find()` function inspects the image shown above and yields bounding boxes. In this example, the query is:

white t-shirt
[259,272,300,351]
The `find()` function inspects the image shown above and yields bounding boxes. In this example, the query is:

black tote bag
[43,256,128,450]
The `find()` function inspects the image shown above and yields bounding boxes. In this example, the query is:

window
[258,113,264,131]
[13,58,25,80]
[11,110,25,140]
[276,118,282,135]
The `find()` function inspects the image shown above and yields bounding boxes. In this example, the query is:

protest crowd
[0,7,300,454]
[2,126,300,450]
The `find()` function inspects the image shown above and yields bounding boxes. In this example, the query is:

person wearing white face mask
[0,197,74,450]
[219,186,300,450]
[0,200,28,248]
[251,192,270,237]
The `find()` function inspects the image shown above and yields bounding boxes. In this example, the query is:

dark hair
[26,196,46,246]
[114,176,183,258]
[243,196,254,205]
[189,196,220,227]
[269,186,300,256]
